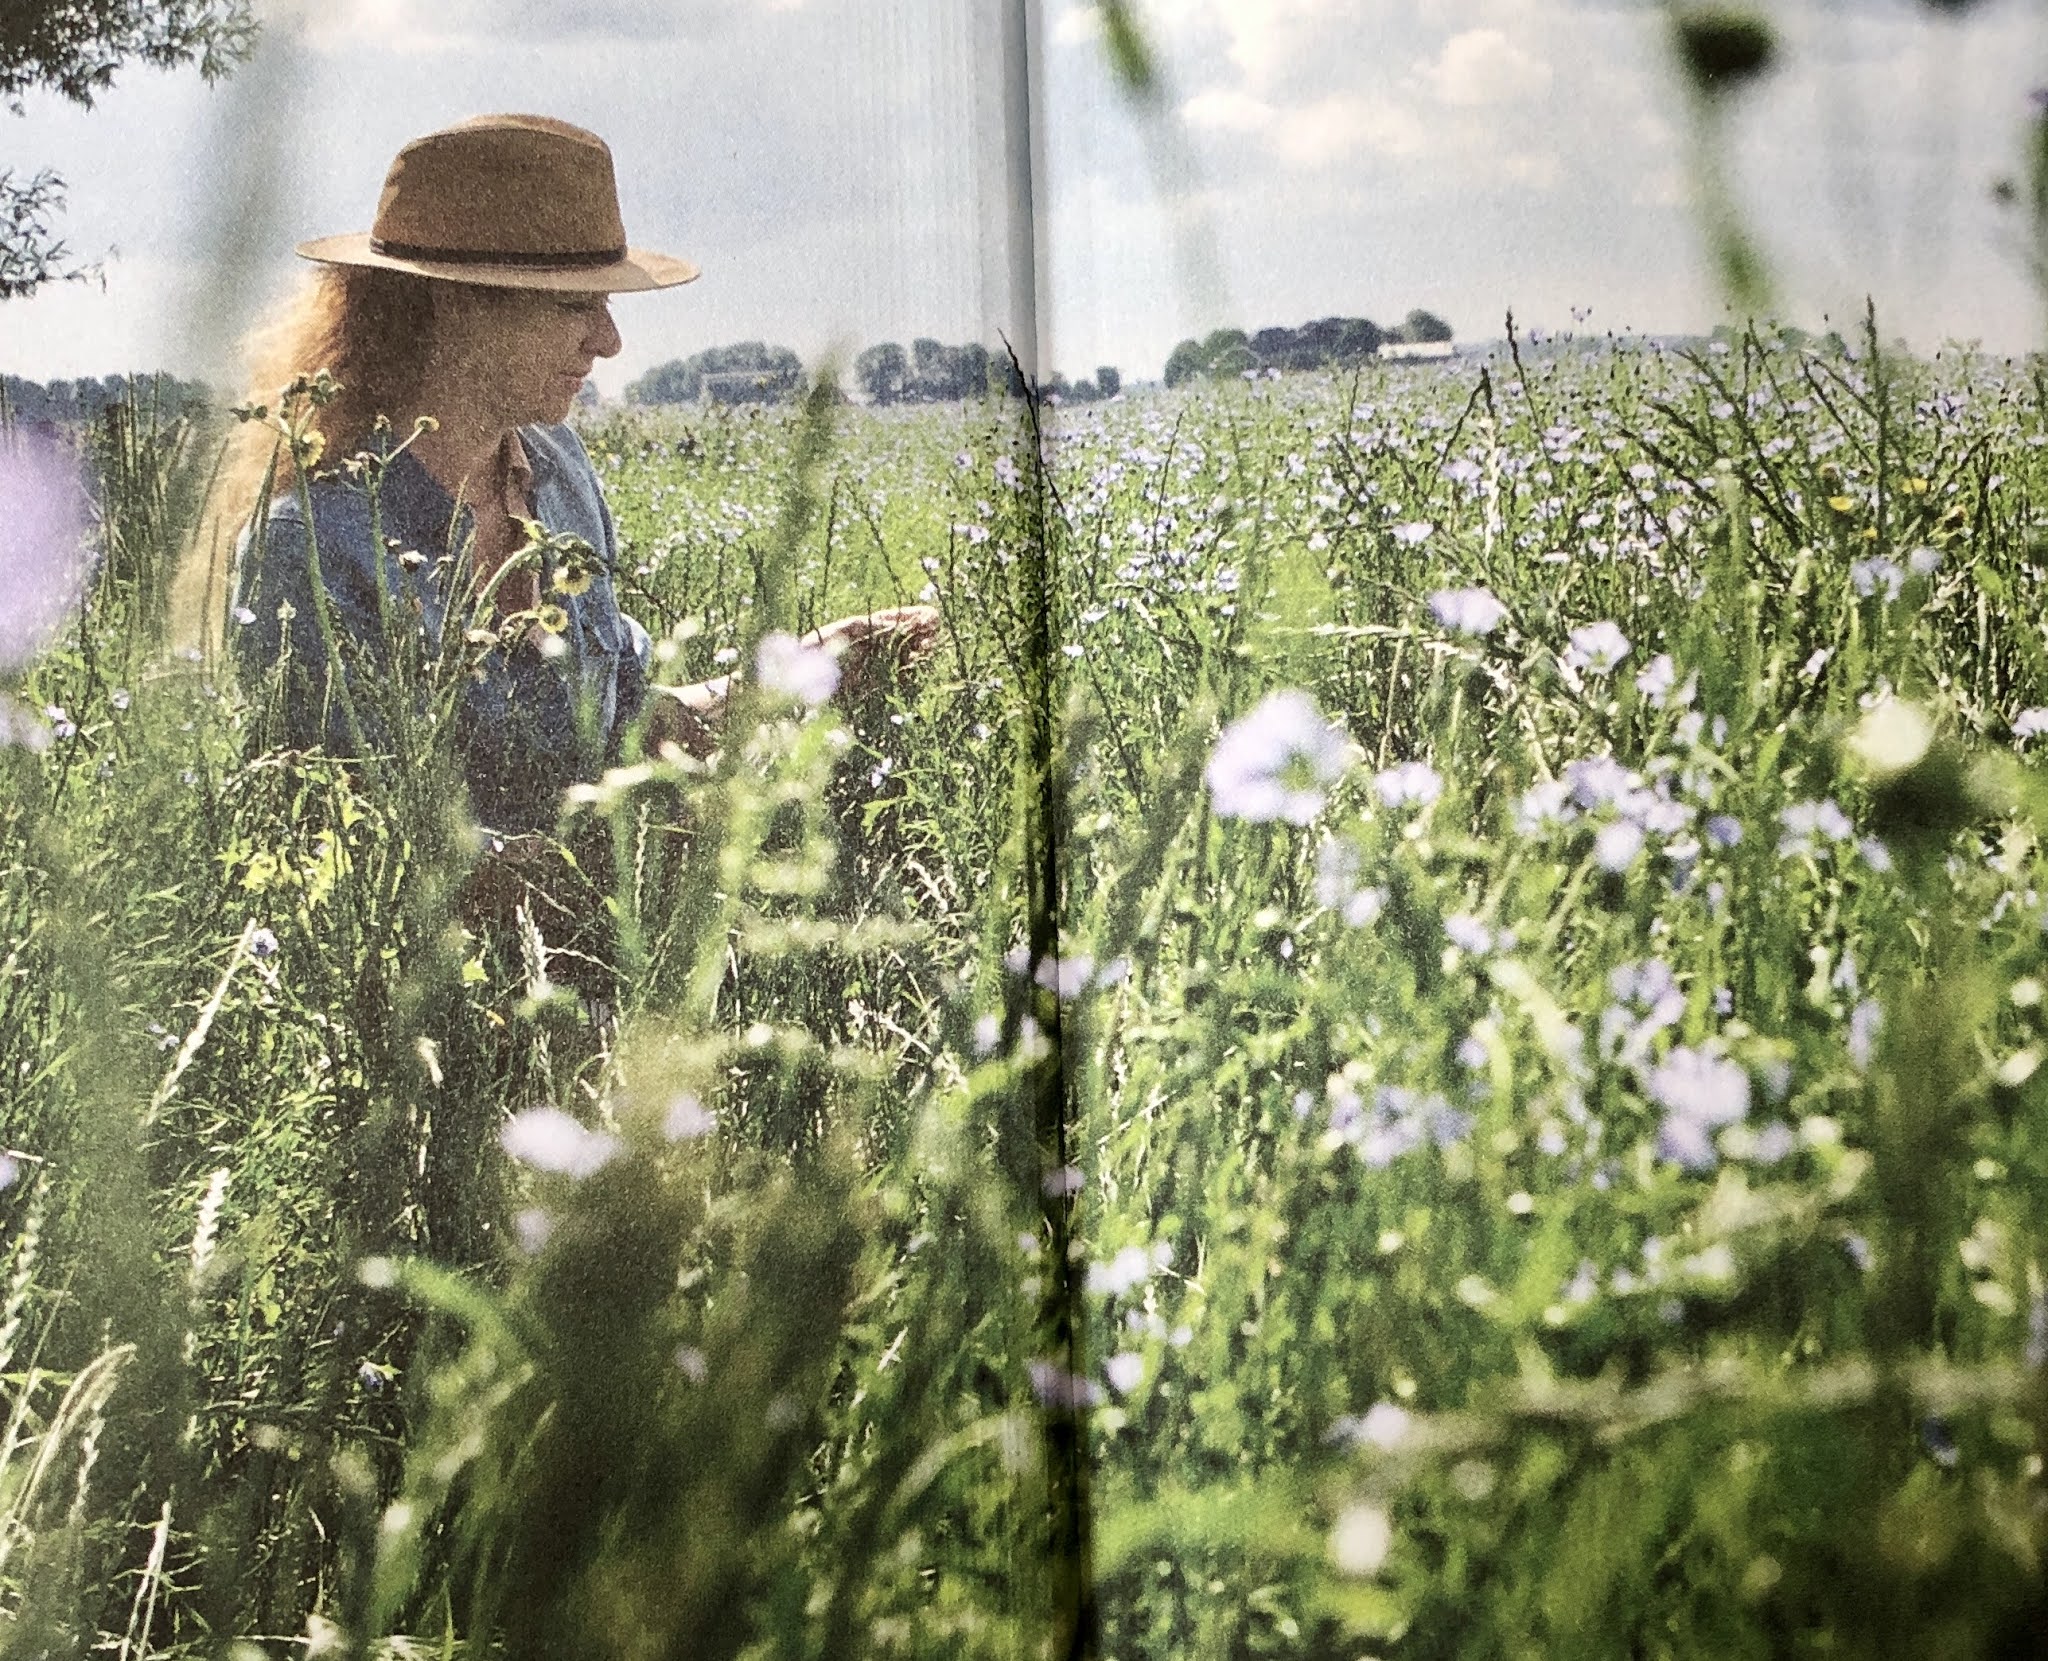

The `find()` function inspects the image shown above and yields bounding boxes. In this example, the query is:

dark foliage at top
[1,0,256,107]
[2,0,258,298]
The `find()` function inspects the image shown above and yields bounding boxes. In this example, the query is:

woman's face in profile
[428,285,623,429]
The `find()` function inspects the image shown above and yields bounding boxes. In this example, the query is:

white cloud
[1272,94,1428,165]
[1424,28,1552,106]
[1182,85,1275,132]
[1499,151,1561,189]
[1053,4,1104,46]
[302,0,807,53]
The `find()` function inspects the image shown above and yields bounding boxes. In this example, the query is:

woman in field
[215,112,936,847]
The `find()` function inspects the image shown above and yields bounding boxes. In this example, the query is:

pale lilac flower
[1391,520,1434,545]
[1849,557,1902,601]
[1443,457,1483,486]
[664,1092,715,1140]
[44,706,74,741]
[1593,821,1645,873]
[232,605,257,627]
[1039,954,1098,999]
[1206,690,1352,825]
[1563,620,1630,675]
[1705,815,1743,849]
[1750,1122,1797,1165]
[1333,1401,1413,1450]
[1907,546,1942,577]
[756,631,840,706]
[1564,754,1637,810]
[1374,760,1442,809]
[1428,586,1507,636]
[1779,799,1855,857]
[675,1345,709,1383]
[0,437,90,672]
[1043,1164,1085,1198]
[1648,1046,1750,1172]
[1848,999,1883,1071]
[1105,1352,1145,1395]
[513,1207,554,1254]
[1444,914,1496,955]
[0,1152,16,1192]
[1027,1360,1102,1410]
[1088,1244,1154,1297]
[1315,838,1385,927]
[1801,647,1832,681]
[1329,1504,1393,1575]
[1517,777,1574,834]
[247,926,280,960]
[500,1106,621,1178]
[1634,653,1677,705]
[2014,709,2048,742]
[0,696,50,752]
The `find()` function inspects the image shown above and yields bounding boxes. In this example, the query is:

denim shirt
[230,422,651,835]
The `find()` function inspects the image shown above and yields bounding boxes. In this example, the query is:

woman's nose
[586,305,623,359]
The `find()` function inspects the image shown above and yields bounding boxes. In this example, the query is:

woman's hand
[641,606,942,761]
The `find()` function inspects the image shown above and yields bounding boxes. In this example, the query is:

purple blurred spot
[0,437,90,672]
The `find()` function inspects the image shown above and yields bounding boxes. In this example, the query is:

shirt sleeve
[230,490,398,757]
[596,483,652,747]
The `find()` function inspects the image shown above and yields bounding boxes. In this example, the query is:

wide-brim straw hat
[296,113,698,293]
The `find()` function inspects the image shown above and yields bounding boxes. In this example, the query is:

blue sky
[1,0,2042,392]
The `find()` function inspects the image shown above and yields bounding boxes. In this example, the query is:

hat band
[369,236,629,268]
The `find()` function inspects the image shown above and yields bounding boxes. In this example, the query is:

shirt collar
[370,427,540,551]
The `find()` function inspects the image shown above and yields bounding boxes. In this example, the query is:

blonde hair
[176,265,437,652]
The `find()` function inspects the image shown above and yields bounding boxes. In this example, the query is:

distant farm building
[702,369,800,406]
[1381,341,1457,362]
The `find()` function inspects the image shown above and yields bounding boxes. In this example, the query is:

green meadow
[9,320,2048,1656]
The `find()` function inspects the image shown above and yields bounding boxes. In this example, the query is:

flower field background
[9,317,2048,1656]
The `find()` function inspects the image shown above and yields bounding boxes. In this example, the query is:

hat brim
[295,232,698,293]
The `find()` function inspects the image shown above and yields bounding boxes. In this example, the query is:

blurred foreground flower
[1428,586,1507,636]
[500,1105,621,1178]
[1207,690,1352,824]
[0,436,90,672]
[1649,1046,1750,1171]
[1329,1503,1393,1575]
[1374,759,1443,809]
[1562,620,1631,675]
[1028,1359,1102,1411]
[756,630,840,706]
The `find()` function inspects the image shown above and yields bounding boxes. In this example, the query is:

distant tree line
[624,335,1125,409]
[2,372,213,426]
[1163,309,1454,387]
[851,339,1121,406]
[625,342,805,408]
